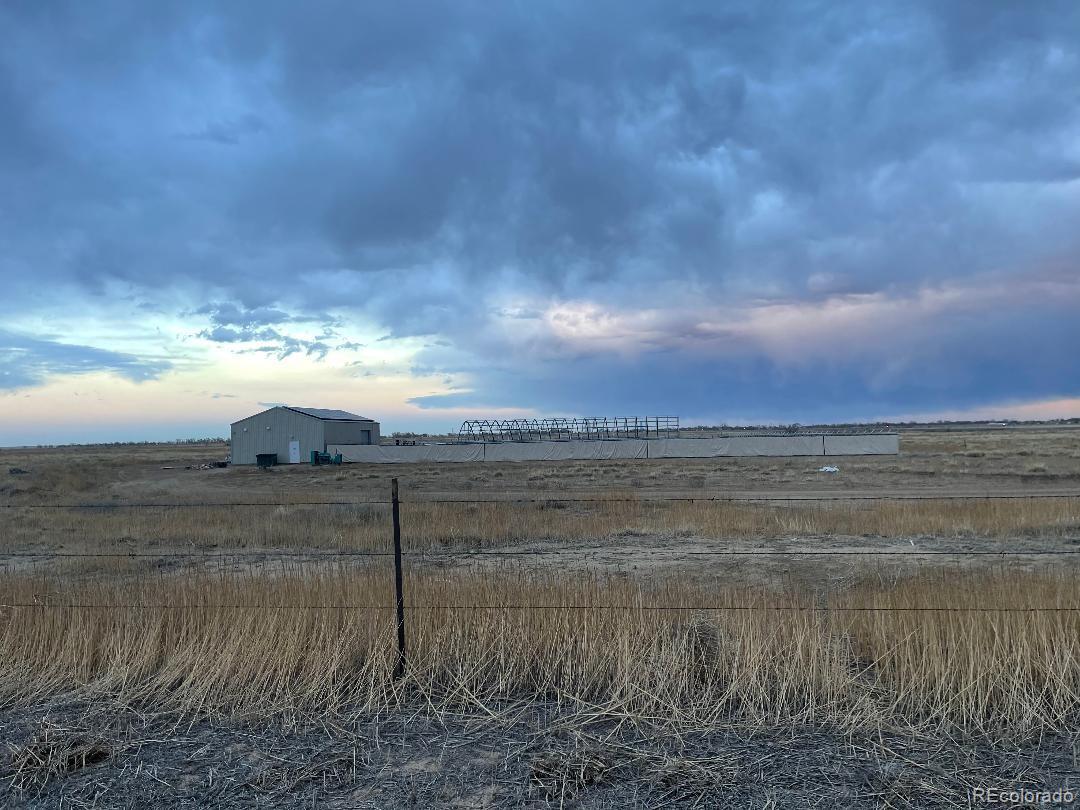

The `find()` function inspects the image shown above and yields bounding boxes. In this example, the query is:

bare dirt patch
[432,530,1080,591]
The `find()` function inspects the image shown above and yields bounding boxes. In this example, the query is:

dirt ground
[439,531,1080,593]
[2,698,1077,809]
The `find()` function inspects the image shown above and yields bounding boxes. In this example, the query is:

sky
[1,1,1079,445]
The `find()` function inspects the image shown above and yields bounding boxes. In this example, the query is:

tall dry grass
[3,497,1078,552]
[2,566,1078,736]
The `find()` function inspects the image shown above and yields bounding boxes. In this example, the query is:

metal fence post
[391,477,407,679]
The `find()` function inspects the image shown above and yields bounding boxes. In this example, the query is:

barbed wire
[2,548,1080,559]
[1,492,1077,509]
[404,494,1080,503]
[3,489,1079,616]
[3,602,1080,613]
[0,501,389,509]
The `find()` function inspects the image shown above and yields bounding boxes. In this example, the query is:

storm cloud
[1,1,1078,426]
[0,331,169,390]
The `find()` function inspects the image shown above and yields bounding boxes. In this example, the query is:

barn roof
[283,406,374,422]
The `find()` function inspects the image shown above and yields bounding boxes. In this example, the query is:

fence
[2,481,1080,681]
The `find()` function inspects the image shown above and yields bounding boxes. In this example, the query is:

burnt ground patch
[1,699,1078,808]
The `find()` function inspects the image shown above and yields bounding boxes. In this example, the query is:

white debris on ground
[817,466,840,473]
[161,463,228,471]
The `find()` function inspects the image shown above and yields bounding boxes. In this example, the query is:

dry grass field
[2,427,1080,806]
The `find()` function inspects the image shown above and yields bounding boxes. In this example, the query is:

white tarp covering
[652,435,825,457]
[486,440,649,461]
[823,434,899,456]
[331,433,898,464]
[329,444,485,463]
[484,442,572,462]
[332,440,651,463]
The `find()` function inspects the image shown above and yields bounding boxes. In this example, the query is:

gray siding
[323,420,378,446]
[230,407,326,465]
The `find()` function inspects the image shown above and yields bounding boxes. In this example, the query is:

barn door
[288,440,300,464]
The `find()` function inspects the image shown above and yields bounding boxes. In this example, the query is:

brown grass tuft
[1,566,1078,736]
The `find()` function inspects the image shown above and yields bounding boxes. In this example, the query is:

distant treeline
[391,419,1080,441]
[687,418,1080,431]
[25,438,228,449]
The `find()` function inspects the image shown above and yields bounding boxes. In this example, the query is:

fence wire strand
[1,549,1079,559]
[3,602,1080,614]
[2,492,1078,508]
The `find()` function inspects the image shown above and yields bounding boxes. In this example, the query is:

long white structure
[329,433,899,463]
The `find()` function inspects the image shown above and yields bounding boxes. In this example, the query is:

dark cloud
[198,325,284,343]
[193,302,356,359]
[1,1,1078,417]
[409,303,1080,422]
[0,331,170,390]
[194,303,294,328]
[409,277,1080,419]
[247,337,331,361]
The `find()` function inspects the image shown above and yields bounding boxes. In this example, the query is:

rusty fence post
[391,477,407,679]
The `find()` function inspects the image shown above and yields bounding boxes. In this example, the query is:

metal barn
[230,406,380,465]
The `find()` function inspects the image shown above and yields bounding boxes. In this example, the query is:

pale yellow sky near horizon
[2,359,1077,447]
[0,358,537,445]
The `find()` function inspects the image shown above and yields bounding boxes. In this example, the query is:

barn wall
[323,420,378,445]
[230,407,325,464]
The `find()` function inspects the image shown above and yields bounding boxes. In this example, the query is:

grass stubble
[5,496,1079,552]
